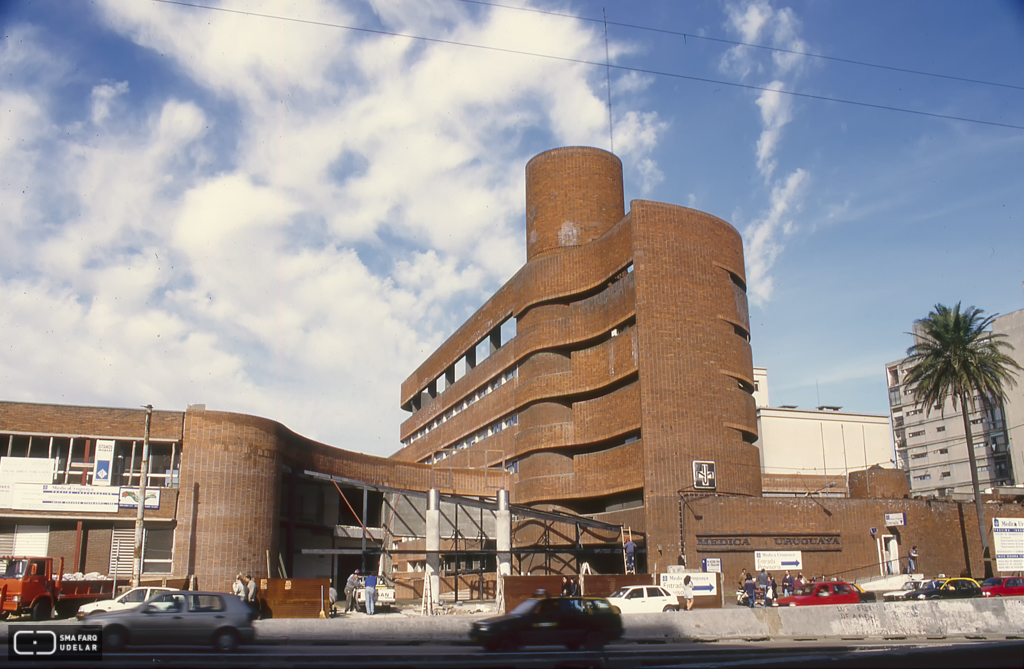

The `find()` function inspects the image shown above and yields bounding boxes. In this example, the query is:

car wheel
[105,627,128,652]
[584,631,604,651]
[213,629,240,652]
[663,605,679,612]
[498,634,521,653]
[31,599,52,621]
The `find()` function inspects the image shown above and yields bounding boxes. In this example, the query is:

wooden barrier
[258,578,330,619]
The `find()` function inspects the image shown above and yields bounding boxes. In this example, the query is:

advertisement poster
[118,487,161,509]
[0,457,56,484]
[92,440,116,486]
[993,517,1024,572]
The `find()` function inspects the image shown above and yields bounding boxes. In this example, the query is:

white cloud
[1,1,666,456]
[90,81,129,125]
[722,1,813,304]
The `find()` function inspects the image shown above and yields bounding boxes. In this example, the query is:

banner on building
[0,457,56,484]
[993,517,1024,572]
[884,512,906,527]
[754,550,803,571]
[660,571,717,597]
[118,487,160,509]
[92,440,115,486]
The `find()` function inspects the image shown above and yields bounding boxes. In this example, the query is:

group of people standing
[739,568,802,607]
[232,573,260,617]
[343,569,379,615]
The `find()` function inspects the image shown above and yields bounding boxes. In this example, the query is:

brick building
[2,147,1022,600]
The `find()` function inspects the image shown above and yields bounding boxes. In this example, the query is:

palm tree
[902,303,1020,578]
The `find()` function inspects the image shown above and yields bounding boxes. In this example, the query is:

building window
[935,426,945,432]
[913,474,931,481]
[941,471,951,478]
[937,448,948,455]
[911,452,927,460]
[909,431,925,438]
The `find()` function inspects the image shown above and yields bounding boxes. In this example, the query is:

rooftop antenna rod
[603,8,614,153]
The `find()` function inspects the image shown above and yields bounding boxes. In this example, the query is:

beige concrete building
[752,368,896,496]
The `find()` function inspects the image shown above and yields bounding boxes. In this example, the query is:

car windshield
[793,585,817,596]
[982,578,1002,587]
[902,582,919,591]
[608,587,631,598]
[509,599,541,616]
[1,560,27,579]
[921,580,945,590]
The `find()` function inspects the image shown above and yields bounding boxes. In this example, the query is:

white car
[882,580,924,602]
[606,585,680,613]
[77,586,175,617]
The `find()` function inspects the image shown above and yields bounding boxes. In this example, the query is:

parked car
[849,583,877,603]
[776,581,862,606]
[901,578,982,601]
[882,580,925,602]
[77,586,175,618]
[470,594,623,652]
[981,576,1024,598]
[605,585,680,613]
[91,591,257,652]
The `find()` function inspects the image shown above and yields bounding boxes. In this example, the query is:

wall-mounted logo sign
[693,461,716,490]
[92,440,115,487]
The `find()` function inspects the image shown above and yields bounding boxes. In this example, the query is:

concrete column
[426,489,441,604]
[496,489,511,576]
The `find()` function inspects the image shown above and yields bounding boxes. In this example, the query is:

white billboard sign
[884,512,906,527]
[92,439,116,486]
[660,572,717,597]
[11,483,119,513]
[0,457,56,484]
[993,517,1024,572]
[754,550,803,571]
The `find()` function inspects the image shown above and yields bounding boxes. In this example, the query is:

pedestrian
[344,569,360,613]
[794,572,804,592]
[561,576,571,595]
[765,574,775,607]
[738,568,749,590]
[624,538,636,573]
[245,574,260,619]
[781,570,794,598]
[233,573,246,601]
[682,575,694,611]
[743,574,755,608]
[363,572,377,615]
[908,546,919,573]
[569,577,579,596]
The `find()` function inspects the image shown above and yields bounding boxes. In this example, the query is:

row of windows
[422,413,518,465]
[1,434,181,488]
[404,368,518,448]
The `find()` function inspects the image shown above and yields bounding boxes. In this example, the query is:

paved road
[4,638,1023,668]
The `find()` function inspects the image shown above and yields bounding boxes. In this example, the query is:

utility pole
[132,405,153,588]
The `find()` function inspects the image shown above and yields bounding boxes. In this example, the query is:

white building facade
[885,306,1023,497]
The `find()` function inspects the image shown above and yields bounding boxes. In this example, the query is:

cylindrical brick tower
[524,147,625,261]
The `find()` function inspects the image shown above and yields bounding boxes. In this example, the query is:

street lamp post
[132,405,152,588]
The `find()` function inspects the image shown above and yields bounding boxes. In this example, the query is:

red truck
[0,556,114,620]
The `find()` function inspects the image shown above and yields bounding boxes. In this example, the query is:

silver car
[92,591,256,652]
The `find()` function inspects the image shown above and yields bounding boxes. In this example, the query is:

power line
[457,0,1024,92]
[150,1,1024,131]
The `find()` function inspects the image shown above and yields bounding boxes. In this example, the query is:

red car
[981,576,1024,598]
[776,581,862,606]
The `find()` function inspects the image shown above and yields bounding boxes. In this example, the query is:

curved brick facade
[394,147,760,571]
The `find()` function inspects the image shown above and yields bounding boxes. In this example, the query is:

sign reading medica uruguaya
[992,517,1024,572]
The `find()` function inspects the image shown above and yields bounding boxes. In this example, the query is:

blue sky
[2,0,1022,457]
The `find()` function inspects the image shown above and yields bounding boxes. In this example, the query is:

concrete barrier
[248,598,1024,645]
